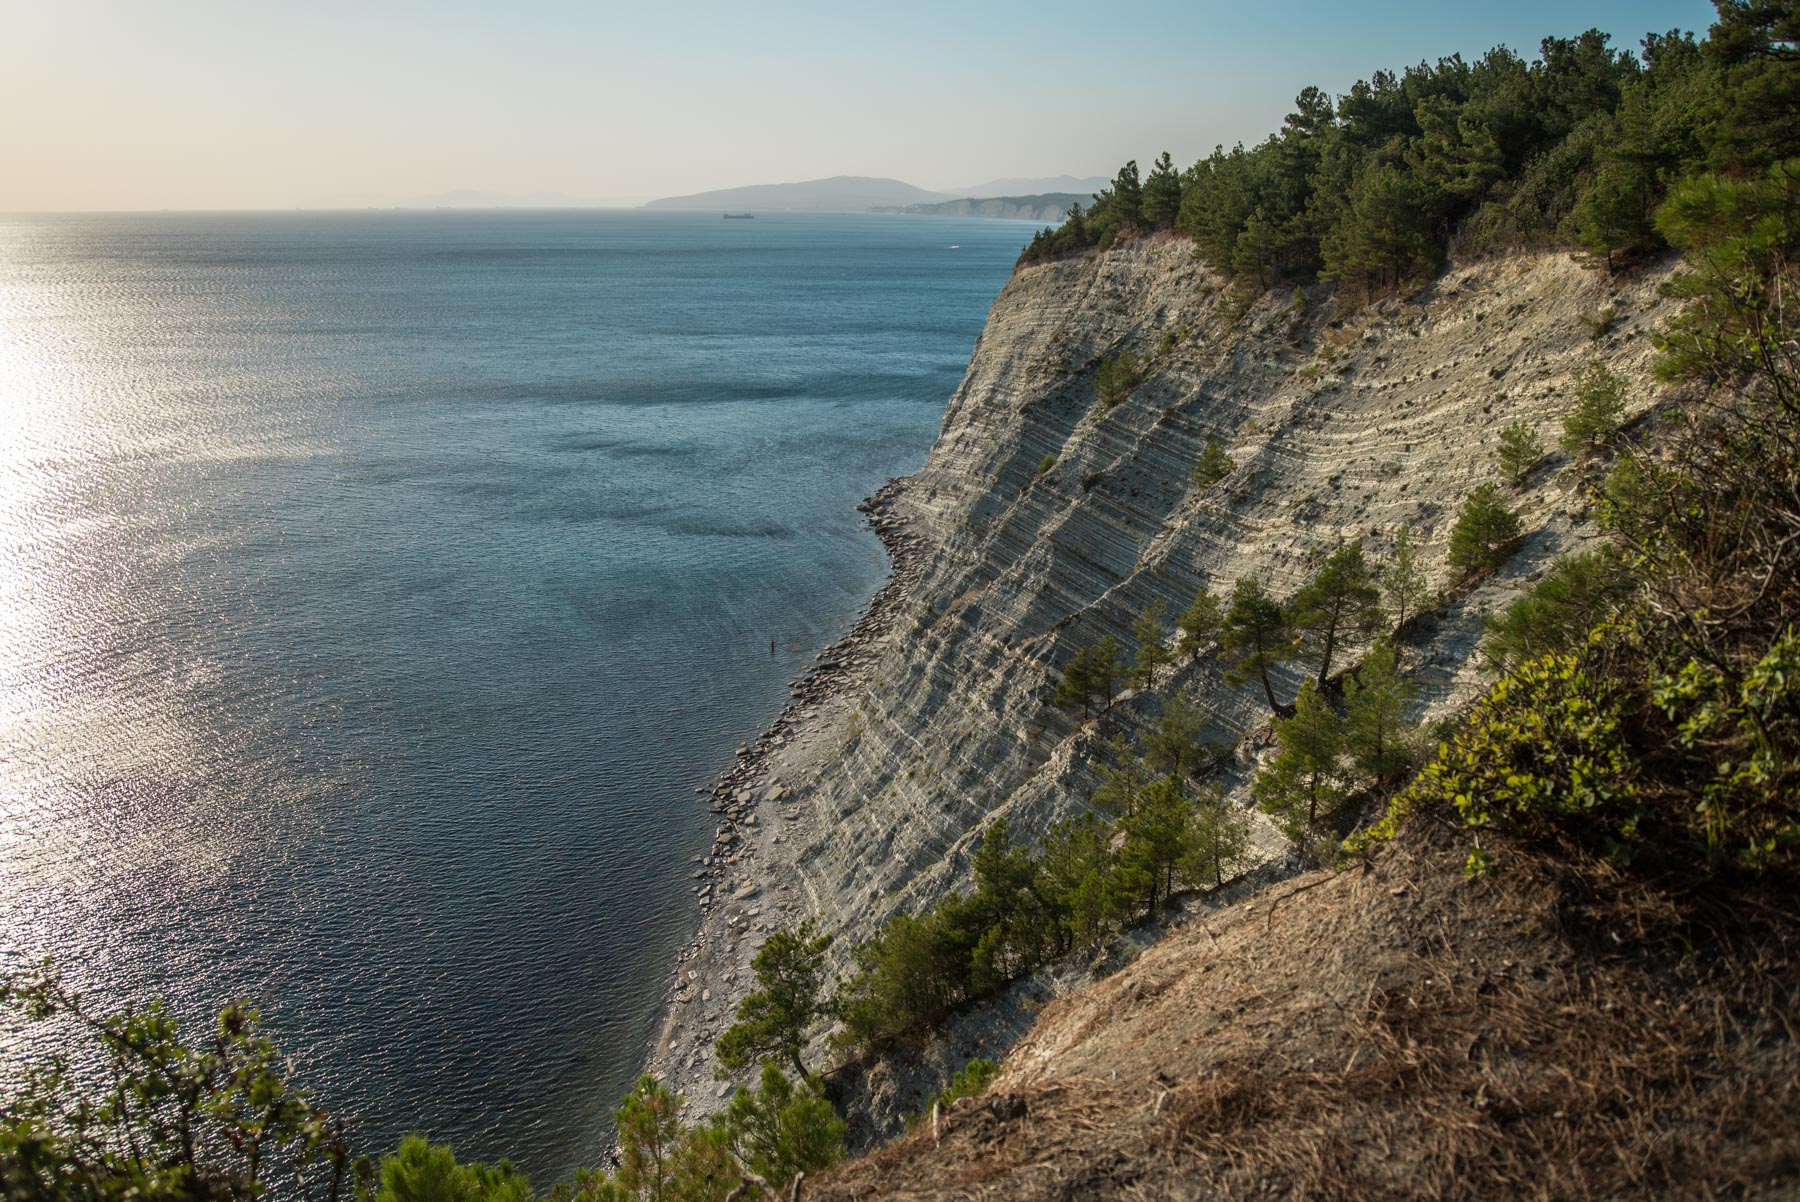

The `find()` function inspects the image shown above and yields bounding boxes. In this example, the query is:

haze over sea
[0,210,1032,1180]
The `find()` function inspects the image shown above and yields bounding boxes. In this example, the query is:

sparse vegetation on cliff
[12,8,1800,1201]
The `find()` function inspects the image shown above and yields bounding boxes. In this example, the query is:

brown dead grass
[806,827,1800,1201]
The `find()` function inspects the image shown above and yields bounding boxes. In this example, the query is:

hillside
[809,823,1800,1200]
[943,175,1110,198]
[646,234,1683,1116]
[872,193,1084,222]
[642,176,951,211]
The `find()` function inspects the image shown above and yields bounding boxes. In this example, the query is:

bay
[0,209,1032,1180]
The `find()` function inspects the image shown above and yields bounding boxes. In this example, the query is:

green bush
[1192,438,1235,489]
[1403,653,1640,869]
[1495,420,1546,485]
[1447,483,1523,576]
[1578,306,1618,339]
[1481,550,1630,673]
[1095,351,1141,409]
[909,1057,1002,1130]
[1561,361,1629,455]
[1037,453,1056,475]
[1652,628,1800,867]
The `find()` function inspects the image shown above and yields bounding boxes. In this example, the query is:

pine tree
[1055,636,1122,718]
[1176,586,1224,662]
[717,921,832,1077]
[1130,598,1173,689]
[1319,162,1444,294]
[1182,786,1252,889]
[1342,638,1417,788]
[1415,95,1505,202]
[1092,737,1153,816]
[1193,438,1235,489]
[1290,541,1383,687]
[1561,360,1629,454]
[1143,693,1215,779]
[1116,775,1193,914]
[1384,526,1432,629]
[1496,420,1546,486]
[713,1063,845,1192]
[615,1076,691,1201]
[1141,151,1182,226]
[1448,484,1524,576]
[1251,679,1345,846]
[1569,157,1658,269]
[1109,159,1144,230]
[1223,578,1296,715]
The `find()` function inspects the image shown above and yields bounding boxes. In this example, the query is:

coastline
[640,477,924,1113]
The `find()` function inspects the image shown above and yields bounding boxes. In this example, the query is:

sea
[0,209,1034,1181]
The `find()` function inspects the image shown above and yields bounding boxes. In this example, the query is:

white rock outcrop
[784,236,1674,946]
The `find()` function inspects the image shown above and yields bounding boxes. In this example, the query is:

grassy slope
[808,823,1799,1200]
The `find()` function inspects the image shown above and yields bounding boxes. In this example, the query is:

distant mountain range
[943,175,1110,199]
[871,194,1088,223]
[642,174,1109,215]
[644,176,954,212]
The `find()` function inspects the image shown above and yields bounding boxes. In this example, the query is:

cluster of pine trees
[801,467,1541,1054]
[1021,9,1794,292]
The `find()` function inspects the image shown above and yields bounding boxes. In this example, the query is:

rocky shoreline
[639,476,926,1112]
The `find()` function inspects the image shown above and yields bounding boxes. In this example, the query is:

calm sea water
[0,210,1031,1180]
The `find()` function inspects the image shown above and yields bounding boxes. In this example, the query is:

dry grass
[806,827,1800,1200]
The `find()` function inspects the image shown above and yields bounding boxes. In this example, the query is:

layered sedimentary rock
[782,235,1673,944]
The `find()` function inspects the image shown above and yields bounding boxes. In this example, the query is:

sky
[0,0,1721,211]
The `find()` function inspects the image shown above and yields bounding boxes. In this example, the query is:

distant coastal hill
[870,193,1085,222]
[643,175,1100,219]
[644,176,954,212]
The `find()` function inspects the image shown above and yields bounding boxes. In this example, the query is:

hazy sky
[1,0,1719,211]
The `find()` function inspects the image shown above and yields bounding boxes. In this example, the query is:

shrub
[1037,454,1056,475]
[1447,483,1523,576]
[1578,306,1618,339]
[909,1057,1002,1130]
[1561,361,1629,455]
[1481,549,1631,673]
[1095,350,1140,409]
[1495,420,1546,485]
[1193,438,1235,489]
[1652,628,1800,867]
[1402,652,1639,869]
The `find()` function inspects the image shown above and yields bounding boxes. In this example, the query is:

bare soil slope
[808,829,1800,1201]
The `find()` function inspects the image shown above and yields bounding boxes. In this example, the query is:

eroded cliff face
[782,235,1674,943]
